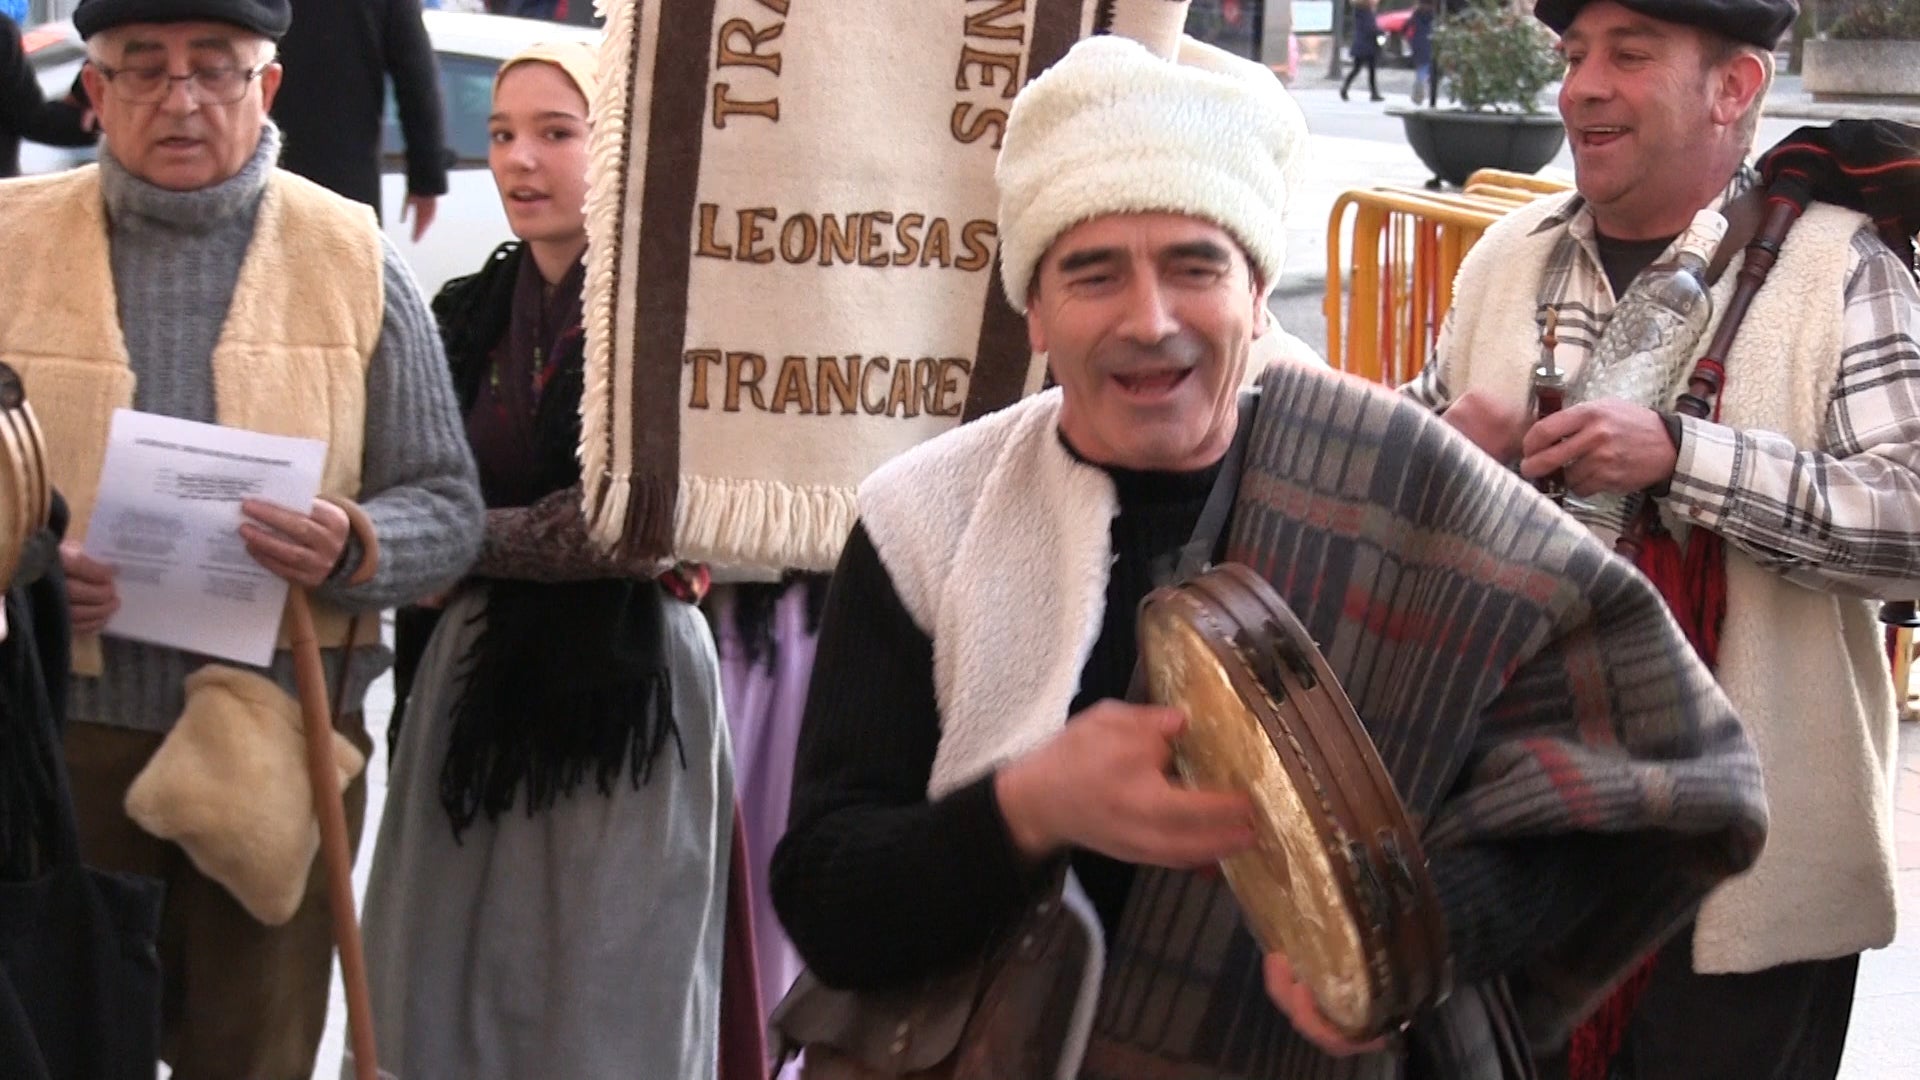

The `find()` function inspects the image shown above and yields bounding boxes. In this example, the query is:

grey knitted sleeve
[319,236,484,611]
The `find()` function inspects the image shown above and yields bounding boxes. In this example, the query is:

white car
[19,11,600,297]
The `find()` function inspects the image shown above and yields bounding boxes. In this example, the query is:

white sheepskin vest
[1440,195,1899,974]
[861,388,1125,1077]
[861,388,1119,800]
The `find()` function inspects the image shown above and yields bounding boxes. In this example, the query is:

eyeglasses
[91,60,271,105]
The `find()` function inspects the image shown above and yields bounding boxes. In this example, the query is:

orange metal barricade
[1325,173,1571,389]
[1325,190,1500,387]
[1463,168,1574,195]
[1892,624,1918,721]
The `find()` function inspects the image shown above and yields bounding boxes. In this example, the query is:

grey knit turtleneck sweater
[71,125,484,732]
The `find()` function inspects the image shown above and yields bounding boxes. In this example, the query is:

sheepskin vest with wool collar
[860,388,1120,800]
[1439,193,1898,974]
[0,164,383,669]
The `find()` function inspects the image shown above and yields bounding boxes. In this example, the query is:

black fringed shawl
[711,572,831,671]
[407,242,682,837]
[0,497,71,882]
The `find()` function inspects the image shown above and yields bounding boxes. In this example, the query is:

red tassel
[1565,515,1730,1079]
[1564,952,1659,1080]
[1681,527,1727,670]
[1630,520,1726,670]
[1637,528,1691,648]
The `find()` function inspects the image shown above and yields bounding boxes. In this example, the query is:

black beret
[74,0,291,41]
[1535,0,1798,50]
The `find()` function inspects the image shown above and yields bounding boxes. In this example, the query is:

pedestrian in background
[272,0,447,240]
[1,12,94,178]
[1410,0,1436,103]
[1341,0,1384,102]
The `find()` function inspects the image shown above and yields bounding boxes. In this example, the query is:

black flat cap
[74,0,292,41]
[1535,0,1799,50]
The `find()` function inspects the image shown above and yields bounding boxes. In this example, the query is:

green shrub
[1829,0,1920,40]
[1434,1,1563,113]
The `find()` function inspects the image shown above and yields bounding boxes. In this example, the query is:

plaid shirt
[1405,171,1920,598]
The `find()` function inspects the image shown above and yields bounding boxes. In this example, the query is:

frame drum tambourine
[0,362,52,593]
[1138,563,1450,1039]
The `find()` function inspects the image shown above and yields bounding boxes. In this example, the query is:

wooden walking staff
[284,588,379,1080]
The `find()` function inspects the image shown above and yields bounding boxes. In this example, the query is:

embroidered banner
[581,0,1196,570]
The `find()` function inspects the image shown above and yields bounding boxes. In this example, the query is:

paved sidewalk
[1759,71,1920,125]
[1847,717,1920,1079]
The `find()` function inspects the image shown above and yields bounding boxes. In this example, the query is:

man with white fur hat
[771,31,1767,1079]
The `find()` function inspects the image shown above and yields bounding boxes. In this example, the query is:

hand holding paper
[240,498,350,589]
[60,540,119,634]
[82,410,327,667]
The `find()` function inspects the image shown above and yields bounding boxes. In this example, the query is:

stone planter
[1387,107,1567,188]
[1804,39,1920,104]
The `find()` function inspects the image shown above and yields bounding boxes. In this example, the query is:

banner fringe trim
[674,476,860,573]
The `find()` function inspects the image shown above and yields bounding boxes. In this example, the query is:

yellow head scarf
[492,40,601,109]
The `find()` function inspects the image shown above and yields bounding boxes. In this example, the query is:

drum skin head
[1138,563,1450,1041]
[1139,611,1376,1037]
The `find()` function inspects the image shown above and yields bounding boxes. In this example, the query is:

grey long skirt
[351,588,734,1079]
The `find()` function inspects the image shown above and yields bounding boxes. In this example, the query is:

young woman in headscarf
[355,42,735,1079]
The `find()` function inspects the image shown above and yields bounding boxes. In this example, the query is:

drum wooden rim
[1140,563,1451,1037]
[0,364,52,592]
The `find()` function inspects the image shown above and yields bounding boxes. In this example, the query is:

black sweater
[0,16,93,179]
[770,463,1610,995]
[271,0,447,218]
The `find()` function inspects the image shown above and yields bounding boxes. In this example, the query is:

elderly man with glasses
[0,0,482,1074]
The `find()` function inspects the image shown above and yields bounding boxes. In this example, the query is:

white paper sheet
[83,409,327,667]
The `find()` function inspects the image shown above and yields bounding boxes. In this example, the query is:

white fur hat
[995,34,1307,313]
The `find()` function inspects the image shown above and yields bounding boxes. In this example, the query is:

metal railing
[1324,168,1570,388]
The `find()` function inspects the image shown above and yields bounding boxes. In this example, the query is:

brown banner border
[618,0,721,553]
[962,0,1091,423]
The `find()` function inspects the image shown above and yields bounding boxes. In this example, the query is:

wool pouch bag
[123,664,364,926]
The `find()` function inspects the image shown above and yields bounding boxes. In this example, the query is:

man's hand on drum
[1519,399,1678,497]
[239,497,351,589]
[1262,953,1389,1058]
[993,700,1255,868]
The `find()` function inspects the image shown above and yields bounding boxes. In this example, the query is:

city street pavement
[1855,709,1920,1079]
[300,67,1919,1080]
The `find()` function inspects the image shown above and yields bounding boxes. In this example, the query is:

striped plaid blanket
[1081,363,1769,1078]
[580,0,1195,571]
